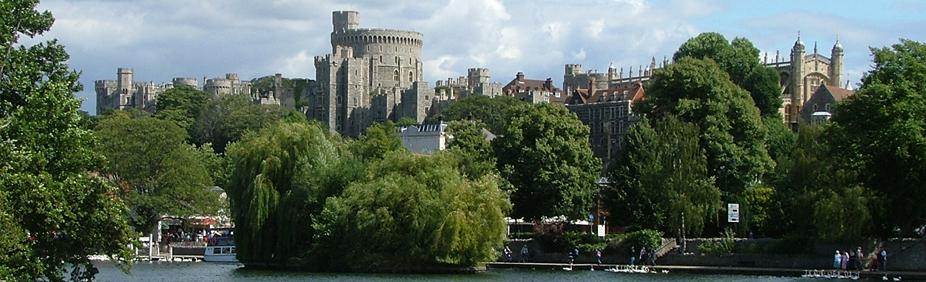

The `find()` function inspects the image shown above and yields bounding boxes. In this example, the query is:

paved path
[487,262,926,280]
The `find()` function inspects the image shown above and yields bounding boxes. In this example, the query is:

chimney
[516,72,525,81]
[588,76,597,97]
[544,78,553,90]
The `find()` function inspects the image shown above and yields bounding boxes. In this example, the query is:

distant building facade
[308,11,436,136]
[398,123,448,155]
[435,68,503,99]
[800,84,854,123]
[565,81,645,168]
[767,37,845,126]
[501,72,564,104]
[96,68,302,114]
[95,67,180,113]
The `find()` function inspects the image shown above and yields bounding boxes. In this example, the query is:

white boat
[203,244,237,262]
[203,229,237,263]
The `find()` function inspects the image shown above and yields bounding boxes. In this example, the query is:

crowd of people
[833,246,888,272]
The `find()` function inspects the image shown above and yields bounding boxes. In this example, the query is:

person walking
[629,246,636,265]
[834,250,842,269]
[878,247,887,272]
[503,245,512,262]
[639,247,648,267]
[841,251,849,270]
[856,247,864,271]
[596,249,602,265]
[520,245,529,263]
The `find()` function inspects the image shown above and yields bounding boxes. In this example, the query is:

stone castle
[307,11,435,136]
[95,68,199,113]
[95,68,295,114]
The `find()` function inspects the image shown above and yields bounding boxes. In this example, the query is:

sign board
[597,225,606,238]
[727,203,740,223]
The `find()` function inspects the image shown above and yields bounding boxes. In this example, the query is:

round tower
[790,35,805,106]
[332,11,360,33]
[831,40,844,87]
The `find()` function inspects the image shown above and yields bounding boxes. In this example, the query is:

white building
[399,123,448,155]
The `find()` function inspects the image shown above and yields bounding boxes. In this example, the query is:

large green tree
[445,120,496,179]
[640,57,773,200]
[674,32,783,117]
[191,94,291,154]
[313,151,510,270]
[605,116,720,236]
[154,84,209,130]
[430,95,527,134]
[0,0,135,279]
[95,114,222,234]
[494,103,601,221]
[829,39,926,237]
[224,121,352,265]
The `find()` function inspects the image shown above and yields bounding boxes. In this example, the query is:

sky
[28,0,926,114]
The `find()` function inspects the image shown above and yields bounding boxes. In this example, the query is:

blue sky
[29,0,926,114]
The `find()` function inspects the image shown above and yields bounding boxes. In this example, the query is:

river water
[92,261,821,281]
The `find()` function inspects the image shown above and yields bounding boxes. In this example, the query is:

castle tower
[332,11,360,32]
[117,67,134,107]
[831,40,844,87]
[467,68,489,88]
[790,35,805,111]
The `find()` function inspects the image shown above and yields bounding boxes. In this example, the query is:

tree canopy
[191,94,291,154]
[493,103,601,221]
[828,39,926,237]
[95,113,222,233]
[641,57,772,199]
[674,32,782,117]
[224,120,510,270]
[0,0,135,279]
[154,85,209,130]
[430,95,527,134]
[605,116,720,236]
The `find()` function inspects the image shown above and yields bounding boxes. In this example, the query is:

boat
[203,229,237,263]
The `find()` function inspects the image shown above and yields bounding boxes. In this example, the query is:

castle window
[409,71,414,82]
[825,103,831,111]
[393,69,399,81]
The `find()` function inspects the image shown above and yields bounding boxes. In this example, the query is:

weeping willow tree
[224,121,348,265]
[312,151,511,271]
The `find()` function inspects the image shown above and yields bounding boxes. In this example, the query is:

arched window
[409,71,414,82]
[393,69,399,81]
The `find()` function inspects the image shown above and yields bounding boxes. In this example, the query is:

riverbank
[487,262,926,280]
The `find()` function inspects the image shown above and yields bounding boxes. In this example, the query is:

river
[92,261,822,281]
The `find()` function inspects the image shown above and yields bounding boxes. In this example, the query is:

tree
[0,0,135,279]
[641,57,773,199]
[430,95,527,134]
[493,103,601,221]
[445,120,496,179]
[829,39,926,237]
[191,94,291,154]
[349,121,405,161]
[312,151,510,270]
[154,85,209,130]
[95,114,221,234]
[605,116,720,236]
[674,32,782,117]
[224,121,353,265]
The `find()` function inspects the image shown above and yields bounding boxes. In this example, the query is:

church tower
[830,40,844,87]
[790,35,805,115]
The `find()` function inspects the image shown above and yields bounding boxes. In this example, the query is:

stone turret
[831,40,844,87]
[332,11,360,32]
[791,34,805,106]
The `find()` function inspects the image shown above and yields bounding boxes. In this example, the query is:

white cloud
[573,48,587,61]
[587,19,606,39]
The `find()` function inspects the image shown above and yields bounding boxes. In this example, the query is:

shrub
[698,227,735,255]
[624,229,663,252]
